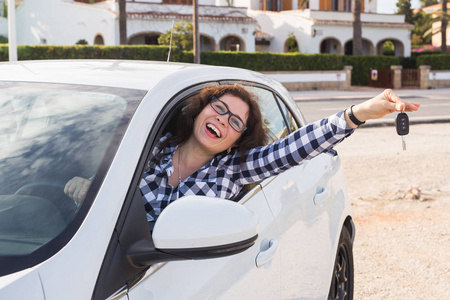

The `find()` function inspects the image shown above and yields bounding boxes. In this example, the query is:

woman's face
[192,94,249,156]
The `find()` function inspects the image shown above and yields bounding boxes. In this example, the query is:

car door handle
[256,239,279,268]
[313,187,330,207]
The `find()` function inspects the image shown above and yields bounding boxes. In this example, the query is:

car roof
[0,60,271,91]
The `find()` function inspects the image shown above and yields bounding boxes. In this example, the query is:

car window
[276,95,299,133]
[0,82,143,276]
[244,86,290,144]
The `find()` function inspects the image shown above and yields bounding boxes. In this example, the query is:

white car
[0,60,354,300]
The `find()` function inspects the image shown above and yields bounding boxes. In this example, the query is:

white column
[8,0,17,61]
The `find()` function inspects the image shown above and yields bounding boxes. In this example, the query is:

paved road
[290,88,450,126]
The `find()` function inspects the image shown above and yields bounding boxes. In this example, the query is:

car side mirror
[127,196,259,267]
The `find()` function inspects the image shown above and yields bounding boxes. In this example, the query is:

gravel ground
[334,123,450,300]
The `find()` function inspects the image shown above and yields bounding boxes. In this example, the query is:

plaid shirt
[140,110,354,222]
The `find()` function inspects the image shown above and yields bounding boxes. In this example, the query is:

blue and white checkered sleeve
[236,110,354,184]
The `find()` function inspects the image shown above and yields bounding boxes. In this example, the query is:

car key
[396,110,409,151]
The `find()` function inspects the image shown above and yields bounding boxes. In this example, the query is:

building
[1,0,413,56]
[249,0,412,56]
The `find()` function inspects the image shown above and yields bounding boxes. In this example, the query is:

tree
[442,0,448,53]
[412,9,433,45]
[396,0,414,24]
[286,32,298,52]
[423,0,449,52]
[352,0,362,55]
[158,21,193,51]
[118,0,127,45]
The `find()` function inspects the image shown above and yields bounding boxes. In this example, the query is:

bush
[0,45,415,86]
[0,45,184,62]
[411,50,442,57]
[400,56,417,69]
[0,45,8,60]
[200,52,344,71]
[416,54,450,70]
[343,55,399,85]
[411,44,450,56]
[75,39,88,45]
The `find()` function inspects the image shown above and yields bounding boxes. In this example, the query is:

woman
[65,84,420,227]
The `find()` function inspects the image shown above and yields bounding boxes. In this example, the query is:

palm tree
[352,0,362,55]
[442,0,448,53]
[118,0,127,45]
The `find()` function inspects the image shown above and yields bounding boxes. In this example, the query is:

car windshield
[0,82,143,260]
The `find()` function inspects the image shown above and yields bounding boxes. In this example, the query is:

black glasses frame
[210,96,247,133]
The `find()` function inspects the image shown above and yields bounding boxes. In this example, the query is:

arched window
[284,33,299,52]
[320,38,341,54]
[200,35,215,52]
[377,39,404,56]
[220,36,245,51]
[128,33,161,45]
[94,34,104,45]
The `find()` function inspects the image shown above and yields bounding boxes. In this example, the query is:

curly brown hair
[174,84,268,154]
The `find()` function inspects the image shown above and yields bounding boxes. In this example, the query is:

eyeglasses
[210,96,247,133]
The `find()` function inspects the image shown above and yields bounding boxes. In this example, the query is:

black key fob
[396,113,409,136]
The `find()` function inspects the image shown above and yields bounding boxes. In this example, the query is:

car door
[126,185,281,300]
[93,84,282,299]
[253,89,340,299]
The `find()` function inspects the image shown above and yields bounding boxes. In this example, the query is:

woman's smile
[206,122,222,138]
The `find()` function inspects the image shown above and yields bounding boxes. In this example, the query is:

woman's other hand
[64,176,92,205]
[346,89,421,128]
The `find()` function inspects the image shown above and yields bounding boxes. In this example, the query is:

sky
[377,0,421,14]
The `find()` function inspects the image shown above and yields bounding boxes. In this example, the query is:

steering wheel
[14,179,78,219]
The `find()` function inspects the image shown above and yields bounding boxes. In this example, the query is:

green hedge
[0,45,407,86]
[200,52,345,71]
[0,45,187,62]
[416,54,450,70]
[400,56,417,69]
[343,55,399,86]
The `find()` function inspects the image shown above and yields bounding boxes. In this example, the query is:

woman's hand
[346,89,421,128]
[64,176,92,205]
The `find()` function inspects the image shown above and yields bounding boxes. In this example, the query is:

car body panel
[0,269,45,300]
[0,60,352,299]
[127,187,282,299]
[260,154,337,299]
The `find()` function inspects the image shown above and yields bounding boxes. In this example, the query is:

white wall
[128,17,255,52]
[365,0,377,13]
[126,2,255,51]
[251,10,317,53]
[309,0,319,10]
[0,17,7,38]
[232,0,259,9]
[16,0,116,45]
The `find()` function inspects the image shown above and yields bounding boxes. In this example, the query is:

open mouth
[206,123,221,138]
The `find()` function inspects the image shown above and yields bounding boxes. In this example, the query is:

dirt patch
[334,123,450,299]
